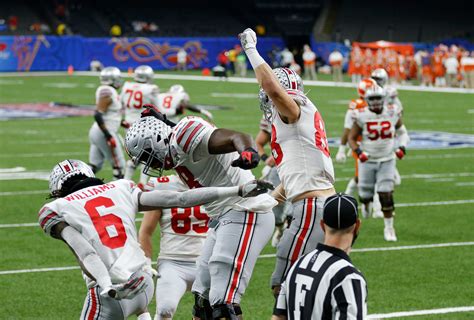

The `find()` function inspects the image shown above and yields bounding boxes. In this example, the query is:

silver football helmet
[169,84,185,94]
[365,85,386,113]
[259,67,304,121]
[371,68,389,87]
[100,67,122,88]
[125,116,172,177]
[134,65,154,83]
[49,159,95,198]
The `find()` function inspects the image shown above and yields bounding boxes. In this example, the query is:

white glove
[239,28,257,51]
[336,145,347,163]
[261,165,272,179]
[101,270,148,300]
[239,180,274,198]
[142,257,158,278]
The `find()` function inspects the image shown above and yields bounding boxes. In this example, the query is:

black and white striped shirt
[274,243,367,320]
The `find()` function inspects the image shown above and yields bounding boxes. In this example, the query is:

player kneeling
[348,86,409,241]
[39,160,271,319]
[139,175,209,320]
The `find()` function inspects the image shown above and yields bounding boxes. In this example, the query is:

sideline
[367,306,474,319]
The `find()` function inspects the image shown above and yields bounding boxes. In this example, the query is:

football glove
[231,147,260,170]
[239,180,274,198]
[143,257,158,278]
[335,145,347,163]
[239,28,257,51]
[355,148,369,163]
[106,136,117,148]
[120,120,131,129]
[395,146,406,160]
[103,270,148,300]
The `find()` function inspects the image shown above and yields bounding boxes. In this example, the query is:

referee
[272,193,367,320]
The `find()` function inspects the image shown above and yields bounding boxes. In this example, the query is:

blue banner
[0,35,284,72]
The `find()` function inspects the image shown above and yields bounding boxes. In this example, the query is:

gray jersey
[95,85,122,133]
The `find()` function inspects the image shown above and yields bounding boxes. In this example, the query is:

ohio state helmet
[259,67,304,121]
[134,65,154,83]
[371,68,389,87]
[169,84,185,93]
[100,67,122,88]
[357,78,377,98]
[365,85,386,113]
[125,116,172,177]
[49,159,95,198]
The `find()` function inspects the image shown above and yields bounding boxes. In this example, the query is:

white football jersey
[157,91,190,122]
[95,85,122,132]
[120,81,160,124]
[145,175,208,262]
[169,116,276,217]
[354,104,402,161]
[270,93,335,201]
[38,180,146,284]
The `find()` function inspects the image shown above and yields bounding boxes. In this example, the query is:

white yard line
[367,306,474,319]
[0,190,49,196]
[336,172,474,182]
[0,151,88,158]
[1,71,473,94]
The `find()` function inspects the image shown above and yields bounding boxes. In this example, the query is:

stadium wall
[0,35,285,72]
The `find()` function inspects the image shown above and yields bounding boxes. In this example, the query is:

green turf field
[0,73,473,319]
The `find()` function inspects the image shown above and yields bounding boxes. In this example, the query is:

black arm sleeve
[94,111,111,138]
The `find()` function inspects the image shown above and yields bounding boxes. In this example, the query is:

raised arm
[239,28,300,123]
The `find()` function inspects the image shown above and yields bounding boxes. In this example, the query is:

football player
[157,84,213,123]
[88,67,126,180]
[125,113,277,320]
[139,175,209,320]
[239,28,336,297]
[255,115,292,247]
[39,159,269,320]
[348,85,409,241]
[120,65,160,189]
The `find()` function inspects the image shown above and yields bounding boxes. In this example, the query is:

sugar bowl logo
[11,36,50,71]
[111,37,208,68]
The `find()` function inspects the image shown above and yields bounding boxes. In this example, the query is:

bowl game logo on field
[329,131,474,150]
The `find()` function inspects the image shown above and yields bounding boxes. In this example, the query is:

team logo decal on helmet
[49,159,95,198]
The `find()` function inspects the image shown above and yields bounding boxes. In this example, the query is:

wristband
[260,154,269,162]
[398,146,406,153]
[246,48,266,69]
[355,148,363,156]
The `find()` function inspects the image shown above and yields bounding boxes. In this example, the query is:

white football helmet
[259,67,305,121]
[365,85,386,113]
[134,65,154,83]
[169,84,185,94]
[371,68,388,87]
[49,159,95,198]
[100,67,122,88]
[125,117,172,177]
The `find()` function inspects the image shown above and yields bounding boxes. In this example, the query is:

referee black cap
[323,193,358,229]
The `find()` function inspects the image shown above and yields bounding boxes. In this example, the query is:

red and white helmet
[49,159,95,198]
[357,78,377,98]
[259,67,305,121]
[365,85,386,113]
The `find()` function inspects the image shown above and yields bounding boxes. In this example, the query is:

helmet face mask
[49,159,95,198]
[125,117,173,177]
[134,65,154,83]
[365,85,386,113]
[100,67,122,88]
[259,88,273,122]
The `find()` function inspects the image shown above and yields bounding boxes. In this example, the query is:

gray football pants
[271,197,326,287]
[192,209,274,305]
[358,159,396,199]
[80,274,154,319]
[88,125,125,173]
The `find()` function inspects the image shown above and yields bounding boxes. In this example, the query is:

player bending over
[239,28,336,298]
[89,67,126,179]
[348,85,409,241]
[39,159,270,319]
[125,113,277,320]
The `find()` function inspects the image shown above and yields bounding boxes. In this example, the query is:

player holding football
[120,65,160,188]
[125,112,277,320]
[348,85,409,241]
[239,28,336,297]
[39,159,269,320]
[139,175,209,320]
[157,84,213,123]
[89,67,126,179]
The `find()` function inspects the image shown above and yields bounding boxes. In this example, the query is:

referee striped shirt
[274,243,367,320]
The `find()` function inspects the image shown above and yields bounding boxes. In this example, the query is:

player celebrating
[88,67,126,180]
[120,65,160,188]
[139,175,209,320]
[125,114,277,320]
[157,84,213,123]
[39,159,269,320]
[348,85,409,241]
[239,28,336,297]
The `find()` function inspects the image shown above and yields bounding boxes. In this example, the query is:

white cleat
[362,203,372,218]
[384,227,398,242]
[372,210,384,218]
